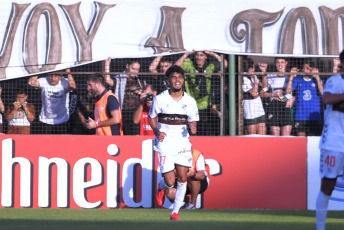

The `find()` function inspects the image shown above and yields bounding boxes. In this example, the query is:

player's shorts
[294,120,323,135]
[244,115,266,126]
[267,99,292,127]
[319,149,344,179]
[157,136,192,174]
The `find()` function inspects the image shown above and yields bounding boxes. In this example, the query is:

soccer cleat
[156,182,165,207]
[170,212,180,221]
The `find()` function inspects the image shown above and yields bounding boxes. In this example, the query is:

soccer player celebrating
[148,65,199,221]
[316,49,344,230]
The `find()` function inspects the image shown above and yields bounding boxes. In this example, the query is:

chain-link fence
[1,53,339,136]
[1,52,228,135]
[238,55,340,136]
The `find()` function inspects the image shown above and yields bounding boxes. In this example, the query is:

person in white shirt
[316,49,344,230]
[149,65,199,221]
[28,69,76,134]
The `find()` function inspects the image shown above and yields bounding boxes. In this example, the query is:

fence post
[229,54,236,136]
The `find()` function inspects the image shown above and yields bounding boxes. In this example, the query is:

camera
[145,93,154,101]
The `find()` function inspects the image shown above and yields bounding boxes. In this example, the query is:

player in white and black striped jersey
[148,65,199,221]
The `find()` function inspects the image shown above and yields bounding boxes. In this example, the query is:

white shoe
[184,203,195,209]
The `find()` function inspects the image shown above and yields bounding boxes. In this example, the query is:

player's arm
[148,116,166,142]
[322,92,344,105]
[189,121,197,135]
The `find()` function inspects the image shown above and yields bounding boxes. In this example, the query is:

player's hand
[157,131,166,142]
[189,122,197,134]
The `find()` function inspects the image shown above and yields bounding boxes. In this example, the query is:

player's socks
[316,191,330,230]
[171,181,187,214]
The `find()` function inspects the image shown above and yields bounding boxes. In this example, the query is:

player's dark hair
[165,65,185,78]
[340,49,344,63]
[88,73,105,87]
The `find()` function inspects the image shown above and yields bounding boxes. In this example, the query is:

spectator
[5,88,35,134]
[157,149,209,210]
[286,61,324,136]
[74,91,96,135]
[28,69,76,134]
[259,58,294,136]
[133,84,157,135]
[175,50,228,136]
[148,56,172,94]
[0,86,6,133]
[332,57,341,74]
[85,73,123,135]
[242,59,266,135]
[104,57,142,135]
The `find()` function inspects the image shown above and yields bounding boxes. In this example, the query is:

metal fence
[1,53,339,136]
[237,55,339,136]
[1,52,228,135]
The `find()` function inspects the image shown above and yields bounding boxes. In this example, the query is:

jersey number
[160,156,166,165]
[325,156,336,167]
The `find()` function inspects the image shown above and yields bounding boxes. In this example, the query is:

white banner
[0,0,343,80]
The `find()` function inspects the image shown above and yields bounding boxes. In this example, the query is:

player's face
[127,62,140,78]
[87,81,98,96]
[159,62,172,74]
[48,74,62,86]
[275,59,287,73]
[195,52,207,68]
[168,72,184,91]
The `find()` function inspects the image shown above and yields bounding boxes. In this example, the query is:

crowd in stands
[0,52,339,136]
[242,57,341,136]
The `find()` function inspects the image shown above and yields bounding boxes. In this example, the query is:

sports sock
[159,178,173,190]
[172,181,187,214]
[316,191,330,230]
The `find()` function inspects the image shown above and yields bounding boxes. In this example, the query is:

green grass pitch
[0,208,343,230]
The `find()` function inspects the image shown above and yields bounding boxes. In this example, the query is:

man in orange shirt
[86,73,123,135]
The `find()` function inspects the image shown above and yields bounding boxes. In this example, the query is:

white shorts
[319,149,344,179]
[156,136,192,174]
